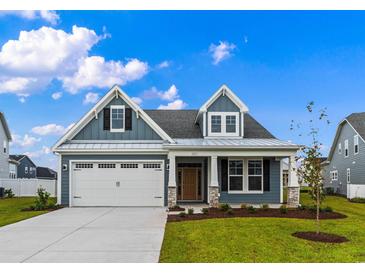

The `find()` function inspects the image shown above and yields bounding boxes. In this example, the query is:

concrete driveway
[0,207,167,263]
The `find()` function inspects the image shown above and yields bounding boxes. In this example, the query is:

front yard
[159,193,365,262]
[0,197,56,227]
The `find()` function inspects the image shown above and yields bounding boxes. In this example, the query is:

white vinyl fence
[0,179,56,197]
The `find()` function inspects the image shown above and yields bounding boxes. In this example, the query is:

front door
[177,166,202,201]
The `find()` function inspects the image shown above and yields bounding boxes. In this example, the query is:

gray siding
[324,122,365,195]
[219,157,281,204]
[73,97,162,141]
[60,154,168,206]
[17,157,37,179]
[0,124,9,178]
[197,113,204,136]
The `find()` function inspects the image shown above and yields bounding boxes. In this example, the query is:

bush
[297,204,307,210]
[187,208,194,215]
[48,200,57,209]
[219,203,231,212]
[349,197,365,203]
[324,187,335,195]
[4,188,14,198]
[280,205,288,214]
[308,205,317,213]
[240,203,247,209]
[34,188,51,210]
[201,208,209,214]
[226,208,233,215]
[323,206,333,213]
[248,206,256,213]
[179,212,186,218]
[261,204,269,211]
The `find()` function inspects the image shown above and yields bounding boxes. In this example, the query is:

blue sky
[0,11,365,169]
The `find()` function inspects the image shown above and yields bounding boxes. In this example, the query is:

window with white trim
[110,105,125,132]
[25,166,28,174]
[354,135,359,155]
[3,140,6,153]
[331,170,338,181]
[208,112,239,136]
[338,143,342,154]
[347,168,351,184]
[248,160,263,191]
[228,160,243,191]
[344,139,349,157]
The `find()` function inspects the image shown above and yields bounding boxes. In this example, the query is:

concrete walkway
[0,207,167,263]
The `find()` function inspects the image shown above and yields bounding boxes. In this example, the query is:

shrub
[349,197,365,203]
[324,187,335,195]
[248,206,256,213]
[201,208,209,215]
[298,204,307,210]
[226,208,233,215]
[187,208,194,215]
[308,205,317,213]
[4,188,14,198]
[240,203,247,209]
[34,188,51,211]
[280,205,288,214]
[219,203,231,212]
[48,200,57,209]
[172,204,181,209]
[179,212,186,218]
[261,204,269,211]
[323,206,333,213]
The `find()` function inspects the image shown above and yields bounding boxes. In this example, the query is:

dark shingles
[346,112,365,140]
[9,155,26,162]
[144,110,275,139]
[36,167,57,179]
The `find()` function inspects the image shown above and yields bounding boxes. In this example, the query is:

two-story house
[323,112,365,199]
[52,85,300,208]
[9,155,37,179]
[0,112,12,179]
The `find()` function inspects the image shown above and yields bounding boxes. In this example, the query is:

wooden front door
[182,168,199,200]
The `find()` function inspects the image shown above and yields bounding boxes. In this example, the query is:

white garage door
[71,161,164,207]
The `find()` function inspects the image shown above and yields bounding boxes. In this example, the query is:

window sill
[110,129,125,133]
[228,191,264,195]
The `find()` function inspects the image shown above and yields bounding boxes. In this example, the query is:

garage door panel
[71,161,164,207]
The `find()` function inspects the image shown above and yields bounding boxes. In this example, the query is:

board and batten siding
[60,154,168,206]
[17,157,37,179]
[0,123,9,179]
[324,122,365,195]
[219,157,281,204]
[73,97,162,141]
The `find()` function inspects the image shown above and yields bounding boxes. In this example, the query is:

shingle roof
[144,110,275,139]
[9,155,26,162]
[36,167,57,179]
[346,112,365,140]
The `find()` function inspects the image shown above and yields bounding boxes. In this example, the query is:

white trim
[110,105,125,132]
[228,158,245,193]
[346,168,351,184]
[207,112,239,137]
[52,85,174,151]
[68,159,165,207]
[354,135,359,155]
[57,153,62,205]
[338,143,342,154]
[344,139,349,158]
[280,159,283,203]
[241,112,244,137]
[202,112,207,137]
[330,170,338,181]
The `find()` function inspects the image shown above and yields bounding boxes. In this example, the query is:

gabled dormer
[195,85,249,138]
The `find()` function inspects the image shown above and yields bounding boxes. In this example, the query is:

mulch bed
[21,205,64,212]
[168,206,186,212]
[167,208,347,222]
[292,231,349,243]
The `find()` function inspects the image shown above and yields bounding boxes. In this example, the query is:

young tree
[290,101,330,234]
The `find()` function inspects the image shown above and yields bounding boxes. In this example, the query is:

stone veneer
[168,186,177,208]
[209,186,219,208]
[287,186,300,207]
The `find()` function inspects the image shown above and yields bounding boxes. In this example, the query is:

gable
[207,94,240,112]
[73,97,162,141]
[0,112,12,141]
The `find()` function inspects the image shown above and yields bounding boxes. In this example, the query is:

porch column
[287,155,300,207]
[209,156,219,208]
[167,153,177,208]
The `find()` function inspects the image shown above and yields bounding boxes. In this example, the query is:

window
[121,163,139,168]
[25,166,28,174]
[143,163,161,169]
[3,140,6,153]
[208,112,239,136]
[226,115,236,133]
[211,115,221,133]
[347,168,351,184]
[29,167,33,174]
[354,135,359,154]
[338,143,342,154]
[110,105,125,132]
[98,163,116,168]
[248,160,263,191]
[75,163,93,169]
[228,160,243,191]
[331,170,338,181]
[344,139,349,157]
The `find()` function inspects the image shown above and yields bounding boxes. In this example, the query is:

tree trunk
[316,186,320,234]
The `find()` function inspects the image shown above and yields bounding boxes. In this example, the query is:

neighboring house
[0,112,12,179]
[8,158,19,179]
[52,85,300,207]
[9,155,37,179]
[282,160,289,187]
[36,166,57,180]
[324,112,365,199]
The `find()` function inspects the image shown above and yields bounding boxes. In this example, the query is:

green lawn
[159,194,365,262]
[0,197,56,227]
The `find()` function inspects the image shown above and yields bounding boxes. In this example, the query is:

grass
[159,193,365,262]
[0,197,56,228]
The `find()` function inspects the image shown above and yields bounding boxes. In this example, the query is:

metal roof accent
[55,142,165,151]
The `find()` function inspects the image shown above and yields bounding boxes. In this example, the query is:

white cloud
[24,146,51,158]
[61,56,149,93]
[158,99,187,110]
[11,134,41,147]
[31,123,74,136]
[19,97,26,103]
[83,92,99,104]
[0,11,60,25]
[143,85,179,101]
[51,92,62,100]
[157,60,171,69]
[209,41,236,65]
[131,97,142,105]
